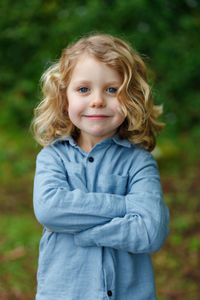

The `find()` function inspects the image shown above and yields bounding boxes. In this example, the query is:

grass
[0,214,41,299]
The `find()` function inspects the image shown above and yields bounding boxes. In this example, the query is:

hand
[46,227,52,232]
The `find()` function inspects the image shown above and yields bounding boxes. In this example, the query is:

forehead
[69,54,122,83]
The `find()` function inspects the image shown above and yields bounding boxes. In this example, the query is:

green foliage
[0,0,200,137]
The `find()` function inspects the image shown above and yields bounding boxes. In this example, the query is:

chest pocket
[96,173,129,195]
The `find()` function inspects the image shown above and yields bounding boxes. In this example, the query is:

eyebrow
[106,81,121,85]
[72,80,91,86]
[72,80,121,86]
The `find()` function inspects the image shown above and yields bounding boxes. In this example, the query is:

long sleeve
[33,146,126,234]
[74,152,169,254]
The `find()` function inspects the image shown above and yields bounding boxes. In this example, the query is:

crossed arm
[33,146,169,254]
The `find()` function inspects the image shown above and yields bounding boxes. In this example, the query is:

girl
[32,34,169,300]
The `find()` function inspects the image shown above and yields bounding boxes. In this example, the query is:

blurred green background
[0,0,199,299]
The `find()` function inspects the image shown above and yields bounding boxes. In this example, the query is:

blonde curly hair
[32,33,164,151]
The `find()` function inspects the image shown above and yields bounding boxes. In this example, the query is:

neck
[77,135,102,153]
[77,132,116,153]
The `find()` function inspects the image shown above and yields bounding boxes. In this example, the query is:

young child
[32,33,169,300]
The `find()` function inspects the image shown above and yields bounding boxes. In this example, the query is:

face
[66,54,125,150]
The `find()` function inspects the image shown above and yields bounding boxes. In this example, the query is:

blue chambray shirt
[33,134,169,300]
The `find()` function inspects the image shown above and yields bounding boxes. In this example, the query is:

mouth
[83,115,110,119]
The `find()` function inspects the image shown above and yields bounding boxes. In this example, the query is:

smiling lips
[84,115,110,119]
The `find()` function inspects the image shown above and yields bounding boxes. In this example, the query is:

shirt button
[88,156,94,162]
[107,290,112,297]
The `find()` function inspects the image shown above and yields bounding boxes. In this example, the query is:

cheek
[68,98,85,118]
[114,104,126,125]
[112,102,124,117]
[116,105,123,115]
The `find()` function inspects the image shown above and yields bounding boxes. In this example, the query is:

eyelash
[78,87,89,93]
[107,87,117,94]
[77,87,118,94]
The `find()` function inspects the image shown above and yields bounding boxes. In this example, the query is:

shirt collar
[51,134,131,148]
[112,134,131,148]
[51,136,75,146]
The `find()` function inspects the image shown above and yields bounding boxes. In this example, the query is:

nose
[90,91,106,108]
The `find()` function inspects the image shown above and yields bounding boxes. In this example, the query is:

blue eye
[79,87,89,93]
[107,87,117,94]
